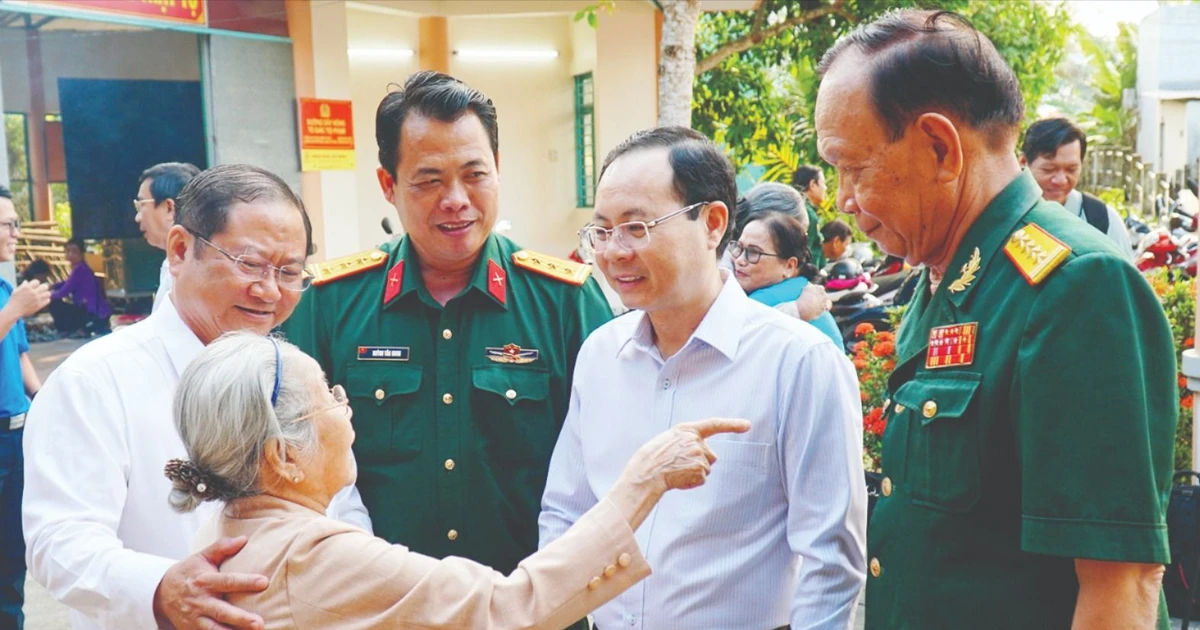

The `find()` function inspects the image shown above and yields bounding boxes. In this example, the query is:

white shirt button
[442,329,453,340]
[662,379,671,390]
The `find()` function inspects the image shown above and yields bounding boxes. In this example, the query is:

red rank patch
[926,322,978,369]
[383,260,404,304]
[487,259,507,305]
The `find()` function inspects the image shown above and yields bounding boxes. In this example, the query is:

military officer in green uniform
[792,165,827,269]
[281,71,612,582]
[815,10,1176,629]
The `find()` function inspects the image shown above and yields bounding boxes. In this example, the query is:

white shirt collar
[619,269,746,362]
[1063,189,1084,215]
[153,294,206,377]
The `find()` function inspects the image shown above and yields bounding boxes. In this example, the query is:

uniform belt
[1,413,25,431]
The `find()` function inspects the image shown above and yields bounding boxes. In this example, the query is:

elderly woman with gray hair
[165,332,748,629]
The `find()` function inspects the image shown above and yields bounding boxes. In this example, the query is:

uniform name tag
[926,323,978,369]
[357,346,410,361]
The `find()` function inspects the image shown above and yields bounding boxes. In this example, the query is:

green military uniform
[805,198,826,269]
[866,172,1176,629]
[282,233,612,574]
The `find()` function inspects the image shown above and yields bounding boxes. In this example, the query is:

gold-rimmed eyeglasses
[578,201,711,257]
[186,227,314,292]
[294,384,350,422]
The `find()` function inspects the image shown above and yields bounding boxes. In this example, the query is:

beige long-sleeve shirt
[216,494,650,629]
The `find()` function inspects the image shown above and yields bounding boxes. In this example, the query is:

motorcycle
[819,255,920,351]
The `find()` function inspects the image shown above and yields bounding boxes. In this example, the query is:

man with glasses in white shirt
[539,127,867,630]
[133,162,201,311]
[23,165,368,630]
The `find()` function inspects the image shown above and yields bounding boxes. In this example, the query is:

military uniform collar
[938,170,1042,309]
[382,234,509,311]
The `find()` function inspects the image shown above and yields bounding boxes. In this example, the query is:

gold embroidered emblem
[1003,224,1071,286]
[512,250,591,286]
[310,250,387,286]
[947,247,980,293]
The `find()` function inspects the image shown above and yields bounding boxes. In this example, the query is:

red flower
[872,341,896,358]
[863,407,887,436]
[1181,376,1190,390]
[1187,337,1195,349]
[853,341,868,354]
[855,322,876,337]
[875,331,896,343]
[860,391,869,403]
[883,359,896,372]
[853,358,868,370]
[1184,395,1195,410]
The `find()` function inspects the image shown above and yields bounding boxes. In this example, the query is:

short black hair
[20,258,50,283]
[735,182,805,236]
[65,238,84,252]
[818,10,1024,146]
[0,185,11,200]
[376,71,499,179]
[175,164,313,256]
[598,126,738,257]
[821,219,853,242]
[1022,118,1087,164]
[140,162,201,205]
[791,165,823,191]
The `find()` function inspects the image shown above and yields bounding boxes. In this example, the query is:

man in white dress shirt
[539,127,867,630]
[24,164,368,630]
[134,162,200,311]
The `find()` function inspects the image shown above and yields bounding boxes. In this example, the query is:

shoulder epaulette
[512,250,592,286]
[310,249,388,286]
[1003,223,1071,286]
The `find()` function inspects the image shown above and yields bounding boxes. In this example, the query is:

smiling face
[732,219,798,293]
[376,112,499,273]
[592,147,726,313]
[1026,139,1081,204]
[815,50,959,266]
[167,199,307,345]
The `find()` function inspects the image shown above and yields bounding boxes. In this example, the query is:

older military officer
[281,70,611,600]
[815,10,1176,629]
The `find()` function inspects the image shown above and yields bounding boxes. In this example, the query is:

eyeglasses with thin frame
[728,241,783,265]
[132,198,156,213]
[0,220,19,235]
[578,201,711,257]
[294,384,350,422]
[185,227,314,292]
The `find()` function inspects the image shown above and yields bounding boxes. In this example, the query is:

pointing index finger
[683,417,752,439]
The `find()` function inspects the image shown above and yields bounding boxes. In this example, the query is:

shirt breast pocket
[678,440,772,533]
[471,365,552,464]
[345,364,423,463]
[894,372,983,513]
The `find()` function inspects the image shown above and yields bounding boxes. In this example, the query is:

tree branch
[694,0,846,77]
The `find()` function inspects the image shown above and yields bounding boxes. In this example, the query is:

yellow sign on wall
[298,98,355,171]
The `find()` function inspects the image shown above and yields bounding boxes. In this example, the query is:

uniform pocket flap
[893,372,982,425]
[345,364,423,405]
[471,366,550,405]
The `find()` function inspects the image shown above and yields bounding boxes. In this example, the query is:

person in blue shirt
[731,182,843,346]
[0,184,50,629]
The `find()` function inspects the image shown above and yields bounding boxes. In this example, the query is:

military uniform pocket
[894,371,982,512]
[345,364,423,462]
[471,365,552,464]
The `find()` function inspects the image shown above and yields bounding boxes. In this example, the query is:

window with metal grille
[574,72,596,208]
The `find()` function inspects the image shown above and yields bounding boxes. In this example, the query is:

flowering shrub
[850,312,904,471]
[1145,269,1197,471]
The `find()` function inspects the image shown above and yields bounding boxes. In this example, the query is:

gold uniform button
[881,477,893,497]
[442,329,453,340]
[442,393,454,405]
[604,565,617,578]
[883,398,891,409]
[374,389,385,401]
[515,251,530,261]
[505,389,517,400]
[923,400,938,418]
[617,553,632,567]
[447,529,458,541]
[444,459,456,471]
[369,251,385,261]
[869,557,882,578]
[894,403,906,413]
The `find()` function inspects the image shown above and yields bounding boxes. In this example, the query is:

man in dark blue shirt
[0,184,50,630]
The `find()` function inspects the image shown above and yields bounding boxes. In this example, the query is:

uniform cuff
[1022,514,1169,564]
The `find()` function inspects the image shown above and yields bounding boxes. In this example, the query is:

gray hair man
[135,162,201,311]
[23,165,368,630]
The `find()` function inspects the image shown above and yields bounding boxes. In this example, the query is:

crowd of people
[0,7,1180,630]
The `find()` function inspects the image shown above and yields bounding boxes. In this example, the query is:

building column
[286,0,359,261]
[25,28,49,222]
[594,10,658,161]
[419,17,449,73]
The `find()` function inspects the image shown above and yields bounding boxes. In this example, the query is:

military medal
[357,346,411,361]
[926,323,978,369]
[486,343,539,364]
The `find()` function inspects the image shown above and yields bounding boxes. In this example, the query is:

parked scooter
[820,255,920,351]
